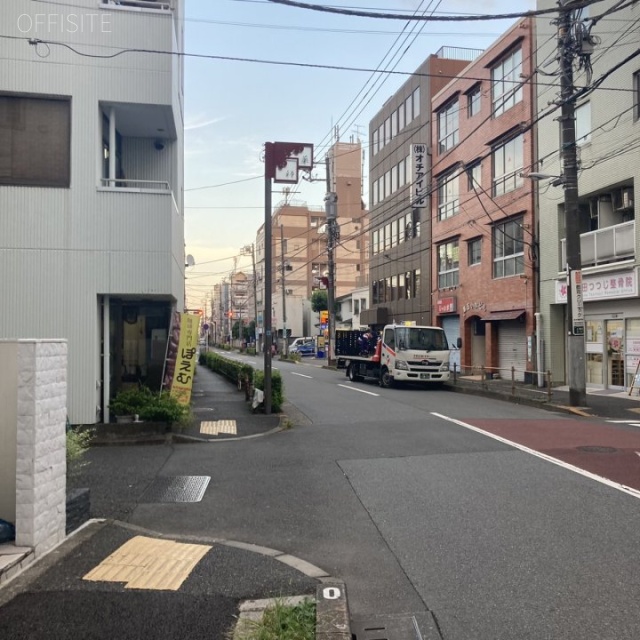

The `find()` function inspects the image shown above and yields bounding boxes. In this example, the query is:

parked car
[290,341,315,357]
[289,337,314,351]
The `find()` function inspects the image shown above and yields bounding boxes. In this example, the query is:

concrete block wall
[1,340,68,556]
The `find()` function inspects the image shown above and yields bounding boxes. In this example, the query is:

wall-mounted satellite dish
[185,254,195,267]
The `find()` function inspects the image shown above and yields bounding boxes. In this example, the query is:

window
[373,128,379,155]
[412,87,421,118]
[437,99,459,152]
[437,171,459,220]
[493,217,524,278]
[398,103,405,131]
[354,299,360,315]
[493,134,523,196]
[438,241,459,288]
[398,273,405,299]
[384,170,391,199]
[575,101,591,145]
[634,71,640,121]
[391,109,398,138]
[468,237,482,265]
[405,95,413,123]
[391,165,398,193]
[310,216,321,227]
[467,161,481,190]
[0,95,71,187]
[468,85,481,117]
[384,117,391,145]
[378,125,384,151]
[492,48,523,116]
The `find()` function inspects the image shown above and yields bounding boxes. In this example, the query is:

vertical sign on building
[570,269,585,336]
[411,143,428,208]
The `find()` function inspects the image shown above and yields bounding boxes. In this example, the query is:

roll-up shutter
[498,321,527,381]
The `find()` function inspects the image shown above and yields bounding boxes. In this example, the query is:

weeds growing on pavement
[232,597,315,640]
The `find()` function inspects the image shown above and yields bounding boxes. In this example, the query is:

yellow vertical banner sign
[170,313,200,405]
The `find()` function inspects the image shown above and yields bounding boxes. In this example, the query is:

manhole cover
[140,476,210,503]
[576,445,617,453]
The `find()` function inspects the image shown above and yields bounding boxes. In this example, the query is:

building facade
[0,0,185,423]
[254,140,368,346]
[364,48,481,329]
[536,0,640,390]
[431,18,536,380]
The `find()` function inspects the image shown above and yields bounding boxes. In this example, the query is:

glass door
[585,320,603,385]
[606,319,624,388]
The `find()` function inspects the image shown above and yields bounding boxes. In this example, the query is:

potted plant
[109,386,154,422]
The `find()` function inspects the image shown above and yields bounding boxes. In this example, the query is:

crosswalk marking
[200,420,237,435]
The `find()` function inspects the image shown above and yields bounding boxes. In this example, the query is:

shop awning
[483,309,525,321]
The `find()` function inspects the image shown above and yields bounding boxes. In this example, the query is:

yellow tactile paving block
[83,536,211,591]
[200,419,237,435]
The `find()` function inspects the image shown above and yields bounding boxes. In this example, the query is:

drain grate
[351,614,425,640]
[140,476,210,503]
[576,445,617,453]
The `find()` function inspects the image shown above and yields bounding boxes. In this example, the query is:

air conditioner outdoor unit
[622,188,634,210]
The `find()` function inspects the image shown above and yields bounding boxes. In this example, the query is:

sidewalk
[446,375,640,420]
[182,364,283,441]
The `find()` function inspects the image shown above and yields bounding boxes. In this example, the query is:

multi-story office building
[431,18,536,380]
[536,0,640,391]
[255,140,368,344]
[363,48,481,329]
[0,0,185,423]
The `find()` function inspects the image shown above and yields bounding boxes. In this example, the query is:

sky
[182,0,536,310]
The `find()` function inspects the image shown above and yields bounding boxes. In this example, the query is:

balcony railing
[102,1,173,10]
[561,220,635,268]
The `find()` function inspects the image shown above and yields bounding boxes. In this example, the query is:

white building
[0,0,185,423]
[536,0,639,390]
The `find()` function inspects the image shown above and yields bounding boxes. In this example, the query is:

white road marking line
[431,412,640,501]
[607,420,640,428]
[338,384,379,397]
[291,372,313,379]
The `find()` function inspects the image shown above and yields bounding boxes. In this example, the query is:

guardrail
[450,364,554,401]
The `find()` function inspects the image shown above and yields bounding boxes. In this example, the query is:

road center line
[291,372,313,379]
[338,384,379,396]
[431,412,640,501]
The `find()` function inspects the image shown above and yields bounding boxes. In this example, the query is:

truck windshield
[395,327,448,351]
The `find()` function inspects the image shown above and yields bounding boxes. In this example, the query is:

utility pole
[558,0,586,406]
[241,244,258,349]
[280,224,288,357]
[325,192,338,366]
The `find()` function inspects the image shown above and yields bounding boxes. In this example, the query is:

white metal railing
[100,178,171,190]
[561,220,635,267]
[101,0,173,10]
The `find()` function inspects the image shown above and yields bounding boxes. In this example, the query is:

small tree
[311,290,328,313]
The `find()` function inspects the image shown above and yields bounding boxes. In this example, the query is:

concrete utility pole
[558,0,586,406]
[325,192,338,366]
[280,225,288,357]
[241,244,258,348]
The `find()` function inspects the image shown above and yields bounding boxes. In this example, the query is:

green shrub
[109,386,191,425]
[253,369,283,412]
[67,427,94,478]
[138,391,191,426]
[109,386,155,416]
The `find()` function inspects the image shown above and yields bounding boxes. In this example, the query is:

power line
[265,0,606,22]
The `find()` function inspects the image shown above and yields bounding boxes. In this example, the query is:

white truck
[336,322,457,388]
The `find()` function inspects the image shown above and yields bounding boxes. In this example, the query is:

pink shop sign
[555,269,638,303]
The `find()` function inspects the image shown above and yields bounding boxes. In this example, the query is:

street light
[522,172,566,187]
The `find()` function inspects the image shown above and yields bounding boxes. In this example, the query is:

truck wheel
[379,367,394,388]
[348,364,362,383]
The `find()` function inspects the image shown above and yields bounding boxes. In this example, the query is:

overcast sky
[183,0,536,309]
